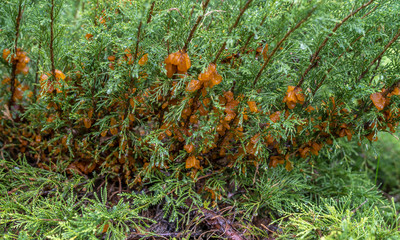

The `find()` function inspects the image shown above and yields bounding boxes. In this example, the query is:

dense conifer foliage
[1,0,400,239]
[1,0,400,189]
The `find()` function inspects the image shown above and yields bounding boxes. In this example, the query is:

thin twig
[240,15,267,54]
[229,0,253,32]
[253,7,315,86]
[8,2,23,108]
[40,218,64,222]
[189,0,198,21]
[132,21,143,65]
[311,29,371,96]
[231,14,268,92]
[204,10,225,17]
[368,56,382,84]
[33,44,41,100]
[361,3,379,19]
[183,0,211,51]
[50,0,56,76]
[168,8,185,18]
[358,26,400,82]
[213,0,253,63]
[341,199,368,221]
[146,1,155,23]
[261,224,277,234]
[297,0,374,88]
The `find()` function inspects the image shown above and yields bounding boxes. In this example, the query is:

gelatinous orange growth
[13,84,30,101]
[270,111,281,123]
[108,55,116,62]
[2,48,11,61]
[198,63,222,88]
[306,106,315,113]
[391,87,400,96]
[247,101,258,113]
[184,144,194,153]
[138,53,148,66]
[269,155,284,168]
[85,33,93,40]
[338,123,353,141]
[370,92,386,111]
[283,86,305,109]
[186,79,201,92]
[54,69,66,80]
[5,48,31,75]
[40,73,62,94]
[83,118,91,128]
[185,156,200,169]
[164,50,191,78]
[365,132,378,142]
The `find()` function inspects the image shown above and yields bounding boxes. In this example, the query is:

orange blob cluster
[198,63,222,88]
[3,48,30,75]
[255,43,268,60]
[370,92,387,111]
[164,50,191,78]
[283,86,305,109]
[138,53,148,66]
[185,155,201,169]
[39,70,66,94]
[1,77,32,101]
[185,63,223,95]
[370,87,399,111]
[0,48,33,103]
[85,33,93,40]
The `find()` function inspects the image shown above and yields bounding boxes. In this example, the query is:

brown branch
[230,14,268,92]
[213,0,253,64]
[146,1,155,23]
[368,56,381,84]
[312,29,371,96]
[33,44,42,100]
[240,15,267,54]
[229,0,252,33]
[167,18,171,54]
[253,7,315,86]
[358,26,400,82]
[342,199,368,221]
[361,3,378,19]
[132,21,143,65]
[183,0,210,51]
[39,219,64,222]
[50,0,56,76]
[213,42,227,64]
[240,34,253,54]
[297,0,374,88]
[8,2,23,108]
[189,0,198,21]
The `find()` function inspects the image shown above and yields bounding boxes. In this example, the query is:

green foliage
[2,149,399,239]
[279,197,399,240]
[1,0,400,182]
[1,0,400,238]
[0,157,152,240]
[357,132,400,194]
